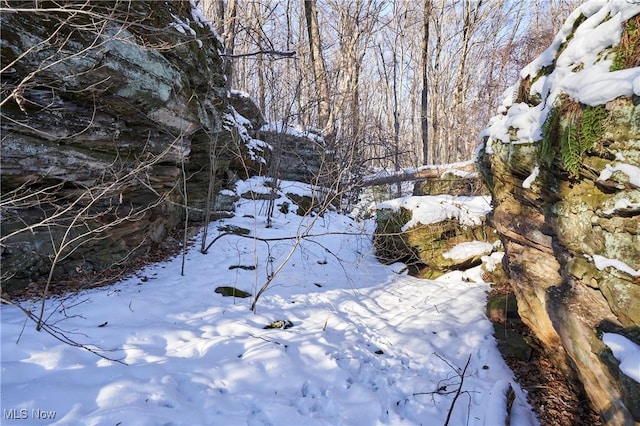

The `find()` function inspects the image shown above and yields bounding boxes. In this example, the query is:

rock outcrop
[258,123,327,183]
[1,1,263,291]
[412,170,485,197]
[373,195,497,278]
[372,163,496,278]
[478,1,640,424]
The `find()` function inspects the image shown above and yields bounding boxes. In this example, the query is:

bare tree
[203,1,581,173]
[303,0,331,136]
[223,0,239,91]
[421,0,433,165]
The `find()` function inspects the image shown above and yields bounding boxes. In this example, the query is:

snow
[0,177,536,426]
[602,198,640,215]
[189,0,222,40]
[602,333,640,383]
[260,122,325,143]
[482,381,515,426]
[363,161,476,183]
[246,139,271,164]
[377,195,492,230]
[481,0,640,151]
[481,252,505,273]
[592,254,640,277]
[169,2,223,49]
[223,107,271,164]
[597,163,640,188]
[169,13,196,36]
[522,166,540,189]
[442,241,494,261]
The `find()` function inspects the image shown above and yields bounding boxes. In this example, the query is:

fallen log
[359,162,477,187]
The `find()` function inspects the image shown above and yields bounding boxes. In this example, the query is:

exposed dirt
[1,226,197,302]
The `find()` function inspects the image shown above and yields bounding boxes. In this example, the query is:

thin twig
[1,297,126,364]
[249,333,284,346]
[444,353,472,426]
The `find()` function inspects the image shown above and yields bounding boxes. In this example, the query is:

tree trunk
[392,48,401,197]
[223,0,238,92]
[431,3,442,164]
[421,0,432,165]
[303,0,331,136]
[452,0,483,162]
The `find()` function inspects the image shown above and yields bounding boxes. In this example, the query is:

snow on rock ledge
[477,0,640,423]
[373,195,499,279]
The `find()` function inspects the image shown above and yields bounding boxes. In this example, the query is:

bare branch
[1,297,126,364]
[221,50,296,59]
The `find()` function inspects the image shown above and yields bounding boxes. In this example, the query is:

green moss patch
[214,286,252,298]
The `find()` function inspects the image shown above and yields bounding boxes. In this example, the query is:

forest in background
[201,0,581,169]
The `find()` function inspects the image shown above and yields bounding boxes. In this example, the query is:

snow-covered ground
[1,177,538,426]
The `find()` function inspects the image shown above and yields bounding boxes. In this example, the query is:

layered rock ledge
[0,1,261,291]
[478,2,640,423]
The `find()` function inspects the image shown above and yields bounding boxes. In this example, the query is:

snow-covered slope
[1,177,537,426]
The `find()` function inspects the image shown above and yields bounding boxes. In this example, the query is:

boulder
[258,124,327,183]
[413,170,486,196]
[373,196,497,278]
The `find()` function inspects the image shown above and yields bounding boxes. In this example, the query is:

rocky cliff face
[478,1,640,424]
[1,1,263,291]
